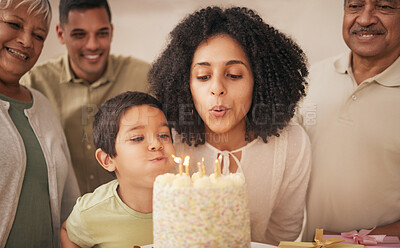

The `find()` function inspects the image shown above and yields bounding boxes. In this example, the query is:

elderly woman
[0,0,79,247]
[149,7,311,245]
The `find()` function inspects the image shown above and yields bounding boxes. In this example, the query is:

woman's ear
[95,148,116,172]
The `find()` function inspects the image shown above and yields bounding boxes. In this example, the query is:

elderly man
[298,0,400,241]
[22,0,150,194]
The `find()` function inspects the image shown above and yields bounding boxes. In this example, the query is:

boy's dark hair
[93,91,163,158]
[59,0,111,26]
[149,6,308,146]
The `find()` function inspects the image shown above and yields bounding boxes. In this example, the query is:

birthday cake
[153,157,251,248]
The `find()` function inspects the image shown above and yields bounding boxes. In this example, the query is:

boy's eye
[130,137,144,142]
[159,134,171,140]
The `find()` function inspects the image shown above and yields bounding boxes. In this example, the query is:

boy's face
[112,105,175,189]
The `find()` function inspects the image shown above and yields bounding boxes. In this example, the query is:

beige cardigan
[0,88,80,248]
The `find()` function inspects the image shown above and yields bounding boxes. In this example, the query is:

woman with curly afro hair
[149,6,311,245]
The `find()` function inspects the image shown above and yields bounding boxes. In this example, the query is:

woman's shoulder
[280,121,309,144]
[28,88,59,118]
[256,122,310,162]
[282,121,311,168]
[257,121,309,147]
[27,88,62,129]
[29,87,52,106]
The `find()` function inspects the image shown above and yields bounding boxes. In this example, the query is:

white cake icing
[153,172,251,248]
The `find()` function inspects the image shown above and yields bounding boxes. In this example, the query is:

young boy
[60,91,176,247]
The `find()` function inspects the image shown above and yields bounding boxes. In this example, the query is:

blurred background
[41,0,349,65]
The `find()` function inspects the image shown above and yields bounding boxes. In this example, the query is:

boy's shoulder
[75,179,118,212]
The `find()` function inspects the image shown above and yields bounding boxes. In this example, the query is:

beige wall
[40,0,349,65]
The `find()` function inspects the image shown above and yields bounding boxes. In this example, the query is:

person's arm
[323,220,400,238]
[370,220,400,237]
[61,221,80,248]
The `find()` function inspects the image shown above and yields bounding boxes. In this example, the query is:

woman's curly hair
[149,6,308,146]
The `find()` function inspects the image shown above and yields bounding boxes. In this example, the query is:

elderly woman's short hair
[0,0,52,28]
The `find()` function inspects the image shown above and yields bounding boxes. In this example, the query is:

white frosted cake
[153,164,251,248]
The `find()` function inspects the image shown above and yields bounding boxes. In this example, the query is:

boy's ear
[95,148,116,172]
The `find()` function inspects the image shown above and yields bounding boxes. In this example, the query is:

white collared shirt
[298,53,400,241]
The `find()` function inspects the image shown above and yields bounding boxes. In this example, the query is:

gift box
[324,228,400,248]
[278,229,364,248]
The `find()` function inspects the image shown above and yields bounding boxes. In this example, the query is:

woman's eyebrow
[226,60,245,66]
[193,60,248,68]
[226,60,249,69]
[193,62,210,67]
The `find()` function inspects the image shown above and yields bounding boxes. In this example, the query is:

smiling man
[21,0,150,194]
[298,0,400,241]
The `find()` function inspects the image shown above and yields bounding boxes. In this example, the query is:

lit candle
[201,157,206,176]
[183,156,190,176]
[197,162,203,177]
[172,155,183,175]
[214,156,221,177]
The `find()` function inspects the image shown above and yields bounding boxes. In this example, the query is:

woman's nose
[17,31,33,48]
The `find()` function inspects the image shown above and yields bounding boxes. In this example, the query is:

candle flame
[172,155,183,175]
[172,155,182,164]
[183,156,190,166]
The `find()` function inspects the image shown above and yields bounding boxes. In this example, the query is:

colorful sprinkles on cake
[153,155,251,248]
